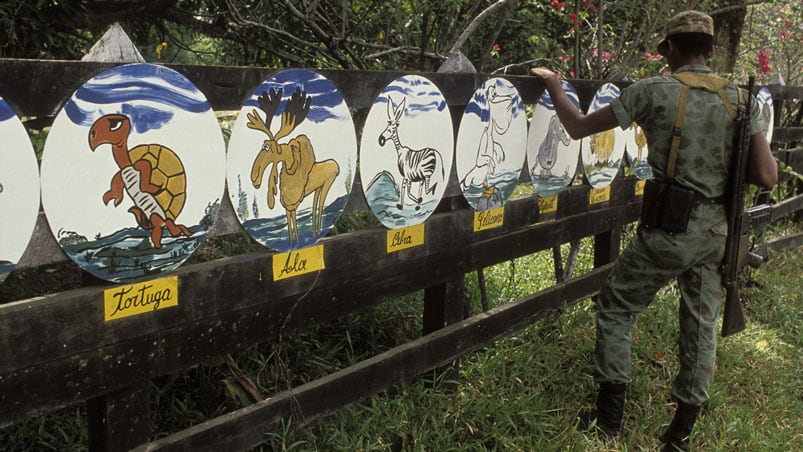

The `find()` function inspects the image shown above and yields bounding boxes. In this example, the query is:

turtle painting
[40,63,225,283]
[89,113,191,249]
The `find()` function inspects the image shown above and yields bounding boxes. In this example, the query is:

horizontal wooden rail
[0,180,641,427]
[134,264,613,452]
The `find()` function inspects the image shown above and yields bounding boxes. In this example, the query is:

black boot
[577,382,627,437]
[660,401,701,451]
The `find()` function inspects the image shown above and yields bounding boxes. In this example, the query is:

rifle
[721,76,772,337]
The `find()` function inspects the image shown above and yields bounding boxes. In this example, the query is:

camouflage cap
[658,10,714,53]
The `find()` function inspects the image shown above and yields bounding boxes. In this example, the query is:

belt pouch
[658,183,695,233]
[640,179,664,228]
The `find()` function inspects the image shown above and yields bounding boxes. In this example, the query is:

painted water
[365,171,441,229]
[241,194,348,252]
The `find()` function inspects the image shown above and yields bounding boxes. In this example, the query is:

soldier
[530,10,777,451]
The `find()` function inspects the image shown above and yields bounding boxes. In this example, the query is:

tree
[2,0,799,85]
[735,1,803,85]
[709,0,748,75]
[1,0,519,71]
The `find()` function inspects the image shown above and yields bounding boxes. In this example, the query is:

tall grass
[1,240,800,451]
[260,244,802,451]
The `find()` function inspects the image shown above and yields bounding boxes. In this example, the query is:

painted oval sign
[527,80,581,197]
[359,75,454,229]
[226,69,357,252]
[623,119,653,180]
[0,98,40,284]
[580,83,626,188]
[456,77,527,210]
[756,87,774,144]
[40,63,226,283]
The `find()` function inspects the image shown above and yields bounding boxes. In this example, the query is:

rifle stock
[721,76,755,337]
[722,278,746,335]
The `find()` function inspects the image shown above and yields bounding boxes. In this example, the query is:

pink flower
[756,49,771,75]
[644,51,662,61]
[491,43,501,58]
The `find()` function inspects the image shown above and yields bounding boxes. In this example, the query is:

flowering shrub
[735,1,802,85]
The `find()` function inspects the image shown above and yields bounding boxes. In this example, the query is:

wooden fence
[1,59,802,451]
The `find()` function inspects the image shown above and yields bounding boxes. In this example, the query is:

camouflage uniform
[599,65,765,405]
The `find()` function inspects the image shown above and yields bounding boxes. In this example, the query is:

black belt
[694,193,726,205]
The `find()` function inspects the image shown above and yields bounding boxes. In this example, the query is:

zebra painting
[378,96,444,211]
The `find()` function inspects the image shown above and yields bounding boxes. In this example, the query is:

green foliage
[0,0,728,77]
[734,1,803,86]
[2,0,801,80]
[0,0,92,59]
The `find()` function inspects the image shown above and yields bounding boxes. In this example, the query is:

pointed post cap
[82,22,146,63]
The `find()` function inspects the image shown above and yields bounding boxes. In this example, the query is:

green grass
[258,244,802,452]
[1,239,800,451]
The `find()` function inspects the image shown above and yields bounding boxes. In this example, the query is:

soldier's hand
[529,67,558,82]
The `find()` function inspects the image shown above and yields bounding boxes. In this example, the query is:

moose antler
[275,86,311,142]
[258,88,283,121]
[247,88,284,139]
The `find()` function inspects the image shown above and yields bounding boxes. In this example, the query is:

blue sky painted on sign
[244,69,348,123]
[0,98,15,121]
[589,83,621,111]
[64,64,211,132]
[757,86,772,104]
[464,78,524,122]
[537,80,580,111]
[375,75,447,117]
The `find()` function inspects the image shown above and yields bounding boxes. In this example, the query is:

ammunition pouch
[640,179,696,234]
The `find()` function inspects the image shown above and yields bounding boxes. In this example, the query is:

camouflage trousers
[595,203,728,405]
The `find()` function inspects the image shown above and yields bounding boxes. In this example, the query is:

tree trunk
[710,1,748,74]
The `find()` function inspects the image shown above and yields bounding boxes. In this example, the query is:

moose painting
[226,69,357,252]
[247,87,340,244]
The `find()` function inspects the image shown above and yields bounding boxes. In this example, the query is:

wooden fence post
[87,385,150,451]
[423,278,469,385]
[593,228,621,269]
[82,23,149,451]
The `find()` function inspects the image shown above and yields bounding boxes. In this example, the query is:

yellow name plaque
[635,180,646,196]
[387,223,425,253]
[104,276,178,321]
[273,245,326,281]
[473,207,505,232]
[589,186,611,205]
[538,195,558,214]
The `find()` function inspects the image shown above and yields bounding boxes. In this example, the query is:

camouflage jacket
[610,65,765,199]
